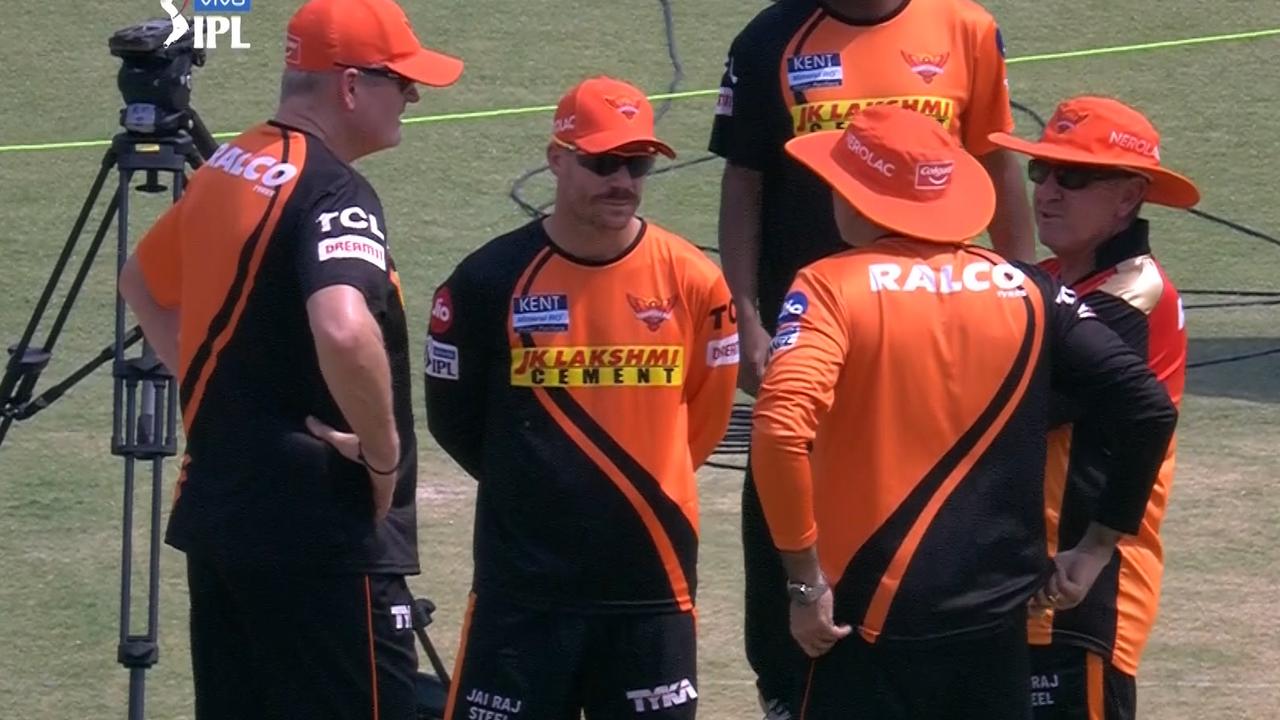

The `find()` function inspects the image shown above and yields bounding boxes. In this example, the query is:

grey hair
[279,69,329,100]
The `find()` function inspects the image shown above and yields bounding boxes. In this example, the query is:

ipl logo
[161,0,253,50]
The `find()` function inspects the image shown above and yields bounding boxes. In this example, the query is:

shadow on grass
[1187,337,1280,404]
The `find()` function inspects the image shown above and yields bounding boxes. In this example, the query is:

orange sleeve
[685,270,739,468]
[961,15,1015,156]
[750,268,848,551]
[134,202,185,309]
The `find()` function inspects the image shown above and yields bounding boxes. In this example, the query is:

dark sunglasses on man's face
[574,152,657,179]
[1027,158,1136,190]
[339,64,415,92]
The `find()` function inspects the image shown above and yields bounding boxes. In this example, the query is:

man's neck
[543,214,642,263]
[822,0,908,23]
[272,105,355,163]
[1056,219,1134,285]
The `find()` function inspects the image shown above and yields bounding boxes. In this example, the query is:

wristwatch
[786,579,828,606]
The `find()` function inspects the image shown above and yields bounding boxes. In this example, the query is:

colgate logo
[554,115,576,133]
[914,161,954,190]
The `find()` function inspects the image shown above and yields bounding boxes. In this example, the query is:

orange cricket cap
[988,96,1199,208]
[552,76,676,158]
[785,104,994,243]
[284,0,463,88]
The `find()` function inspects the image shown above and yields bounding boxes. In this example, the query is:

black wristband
[358,445,402,475]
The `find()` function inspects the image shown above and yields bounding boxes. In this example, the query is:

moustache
[594,190,638,203]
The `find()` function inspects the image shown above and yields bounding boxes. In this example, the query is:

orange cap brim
[987,132,1201,209]
[785,132,995,243]
[386,47,464,88]
[573,129,677,159]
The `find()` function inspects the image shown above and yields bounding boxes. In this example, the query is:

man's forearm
[780,546,824,586]
[718,163,764,320]
[311,304,399,468]
[119,258,181,373]
[981,149,1036,263]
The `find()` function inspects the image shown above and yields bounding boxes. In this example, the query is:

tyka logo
[161,0,253,50]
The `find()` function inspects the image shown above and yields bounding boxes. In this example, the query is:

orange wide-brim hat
[988,96,1199,208]
[785,104,995,243]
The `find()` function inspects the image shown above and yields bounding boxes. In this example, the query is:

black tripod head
[108,19,218,158]
[0,17,216,443]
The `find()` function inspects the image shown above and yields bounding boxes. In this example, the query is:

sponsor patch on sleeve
[768,325,800,359]
[715,87,734,117]
[777,291,809,325]
[706,332,740,367]
[425,337,459,380]
[318,236,387,271]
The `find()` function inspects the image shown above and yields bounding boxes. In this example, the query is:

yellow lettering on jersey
[510,345,684,387]
[791,96,955,135]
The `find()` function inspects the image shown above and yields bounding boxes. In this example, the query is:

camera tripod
[0,115,456,720]
[0,112,215,720]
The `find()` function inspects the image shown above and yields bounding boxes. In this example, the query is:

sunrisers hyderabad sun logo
[902,52,950,84]
[627,294,677,331]
[1050,109,1089,134]
[605,96,641,120]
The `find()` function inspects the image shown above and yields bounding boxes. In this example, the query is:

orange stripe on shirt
[531,386,694,610]
[860,294,1045,642]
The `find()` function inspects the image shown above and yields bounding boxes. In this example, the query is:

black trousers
[742,465,809,710]
[801,613,1033,720]
[1029,645,1137,720]
[186,553,419,720]
[445,592,698,720]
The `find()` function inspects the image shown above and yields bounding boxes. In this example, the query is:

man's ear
[338,68,360,111]
[1119,176,1148,219]
[546,144,567,179]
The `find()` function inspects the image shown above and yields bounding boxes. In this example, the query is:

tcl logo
[430,287,453,334]
[316,206,387,241]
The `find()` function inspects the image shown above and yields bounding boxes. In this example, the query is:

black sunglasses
[337,64,414,92]
[1027,158,1138,190]
[573,152,656,179]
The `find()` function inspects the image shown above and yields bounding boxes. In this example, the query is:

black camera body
[108,19,206,137]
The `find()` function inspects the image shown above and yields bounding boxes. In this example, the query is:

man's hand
[1031,523,1121,612]
[306,415,397,521]
[737,314,771,396]
[790,587,852,658]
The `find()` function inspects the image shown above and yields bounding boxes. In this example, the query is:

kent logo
[162,0,253,50]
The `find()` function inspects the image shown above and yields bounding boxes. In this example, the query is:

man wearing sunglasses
[425,76,739,720]
[989,96,1200,720]
[117,0,462,717]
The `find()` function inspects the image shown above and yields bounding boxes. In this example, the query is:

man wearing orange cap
[988,97,1199,720]
[708,2,1036,713]
[749,104,1179,718]
[116,0,461,716]
[423,76,738,720]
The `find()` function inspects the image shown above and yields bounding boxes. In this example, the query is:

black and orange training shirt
[423,219,739,613]
[136,120,418,573]
[709,0,1015,328]
[1033,220,1187,674]
[751,238,1177,644]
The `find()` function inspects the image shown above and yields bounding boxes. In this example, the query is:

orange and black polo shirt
[423,219,739,613]
[708,0,1015,329]
[751,238,1178,643]
[136,120,418,573]
[1033,219,1187,674]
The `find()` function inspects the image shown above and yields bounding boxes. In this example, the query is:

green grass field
[1,1,1278,718]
